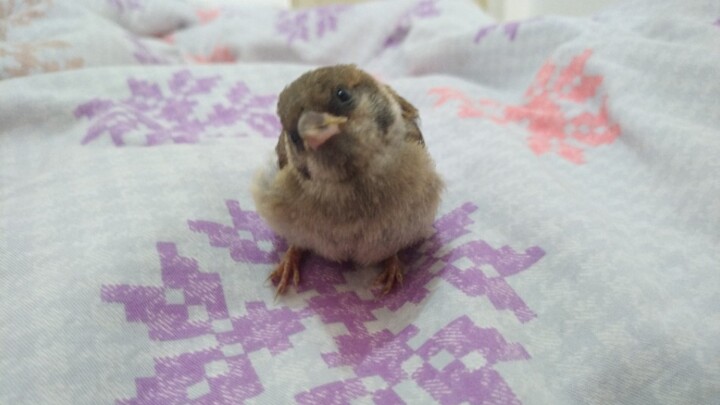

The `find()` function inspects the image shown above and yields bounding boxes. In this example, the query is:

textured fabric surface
[1,0,719,404]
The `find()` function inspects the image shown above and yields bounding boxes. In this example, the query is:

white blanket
[1,0,719,403]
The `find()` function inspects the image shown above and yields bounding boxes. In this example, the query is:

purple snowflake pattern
[275,4,351,44]
[289,204,541,403]
[411,316,529,404]
[189,201,544,403]
[105,201,544,404]
[74,70,281,146]
[188,200,287,266]
[383,0,441,49]
[102,242,308,404]
[475,21,522,43]
[299,315,529,404]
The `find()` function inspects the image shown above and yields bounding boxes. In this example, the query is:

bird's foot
[374,254,404,295]
[268,246,304,297]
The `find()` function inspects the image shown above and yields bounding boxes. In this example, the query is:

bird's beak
[298,111,347,150]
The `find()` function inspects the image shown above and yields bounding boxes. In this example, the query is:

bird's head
[276,64,421,182]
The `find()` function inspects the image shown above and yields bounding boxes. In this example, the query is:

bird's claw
[268,246,303,297]
[374,255,404,296]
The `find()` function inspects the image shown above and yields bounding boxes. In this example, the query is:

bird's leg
[267,246,304,296]
[374,254,404,295]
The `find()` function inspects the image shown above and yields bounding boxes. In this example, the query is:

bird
[251,64,443,296]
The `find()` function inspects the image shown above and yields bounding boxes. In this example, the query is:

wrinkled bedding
[1,0,719,404]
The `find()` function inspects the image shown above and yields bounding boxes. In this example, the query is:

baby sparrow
[252,64,443,296]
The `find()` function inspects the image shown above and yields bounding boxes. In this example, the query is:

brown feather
[384,85,425,146]
[275,131,288,169]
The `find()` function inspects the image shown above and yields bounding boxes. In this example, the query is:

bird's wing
[275,131,288,169]
[385,85,425,147]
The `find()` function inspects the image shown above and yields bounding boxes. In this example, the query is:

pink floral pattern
[431,50,620,164]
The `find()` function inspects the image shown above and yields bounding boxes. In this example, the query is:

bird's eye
[335,88,352,103]
[288,130,302,148]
